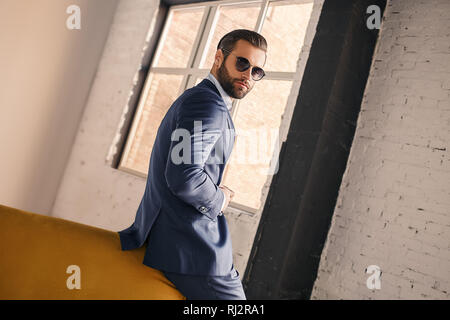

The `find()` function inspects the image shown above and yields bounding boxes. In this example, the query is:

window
[118,0,315,214]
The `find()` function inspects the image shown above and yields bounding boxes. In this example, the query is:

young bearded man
[118,29,267,300]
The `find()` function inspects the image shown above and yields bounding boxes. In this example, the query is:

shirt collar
[205,72,233,111]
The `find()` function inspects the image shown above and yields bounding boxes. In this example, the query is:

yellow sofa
[0,204,185,300]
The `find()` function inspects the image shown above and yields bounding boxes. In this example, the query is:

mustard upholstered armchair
[0,204,185,300]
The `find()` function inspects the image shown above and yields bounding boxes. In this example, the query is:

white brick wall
[311,0,450,299]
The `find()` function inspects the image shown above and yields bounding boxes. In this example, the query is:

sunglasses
[220,48,266,81]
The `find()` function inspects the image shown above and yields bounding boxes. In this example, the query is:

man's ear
[214,49,224,67]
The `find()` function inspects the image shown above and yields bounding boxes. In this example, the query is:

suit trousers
[162,266,247,300]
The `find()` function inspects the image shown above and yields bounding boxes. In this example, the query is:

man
[118,29,267,300]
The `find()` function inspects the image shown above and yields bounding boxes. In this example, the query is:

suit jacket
[118,78,237,276]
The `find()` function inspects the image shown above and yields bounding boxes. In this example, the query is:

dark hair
[217,29,267,65]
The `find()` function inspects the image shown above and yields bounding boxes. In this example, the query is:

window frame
[118,0,312,214]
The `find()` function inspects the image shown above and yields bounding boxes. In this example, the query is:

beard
[216,59,249,99]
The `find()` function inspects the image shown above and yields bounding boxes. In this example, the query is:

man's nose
[241,67,252,81]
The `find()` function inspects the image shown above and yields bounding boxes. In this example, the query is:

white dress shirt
[204,72,233,214]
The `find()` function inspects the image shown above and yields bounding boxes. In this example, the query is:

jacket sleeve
[164,91,227,221]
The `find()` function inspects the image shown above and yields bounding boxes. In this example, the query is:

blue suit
[118,78,237,277]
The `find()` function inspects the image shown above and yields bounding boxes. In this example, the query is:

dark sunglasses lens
[252,67,265,80]
[235,56,265,80]
[235,57,250,72]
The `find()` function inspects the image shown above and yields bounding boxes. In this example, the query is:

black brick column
[243,0,387,299]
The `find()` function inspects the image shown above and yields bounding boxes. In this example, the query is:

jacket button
[199,206,207,213]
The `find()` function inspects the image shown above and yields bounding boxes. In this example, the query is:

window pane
[261,0,314,72]
[154,8,205,68]
[121,73,184,174]
[200,3,261,69]
[222,79,293,211]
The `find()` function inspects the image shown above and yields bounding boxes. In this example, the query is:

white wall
[312,0,450,299]
[0,0,118,214]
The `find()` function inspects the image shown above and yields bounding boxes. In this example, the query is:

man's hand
[219,185,234,212]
